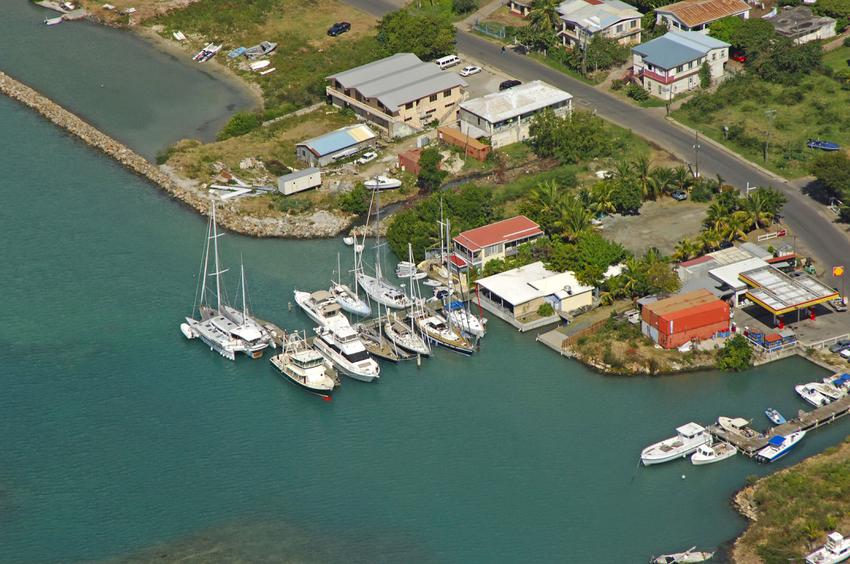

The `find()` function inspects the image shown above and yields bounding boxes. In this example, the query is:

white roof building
[708,257,769,292]
[476,261,593,311]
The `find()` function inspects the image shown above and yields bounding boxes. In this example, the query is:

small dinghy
[364,175,402,191]
[651,547,715,563]
[691,441,737,465]
[343,236,355,246]
[765,408,786,425]
[423,279,441,287]
[249,60,271,71]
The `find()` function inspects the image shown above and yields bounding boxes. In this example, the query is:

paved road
[344,0,848,284]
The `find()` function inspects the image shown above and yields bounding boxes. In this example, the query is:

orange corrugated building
[641,289,730,349]
[437,126,491,161]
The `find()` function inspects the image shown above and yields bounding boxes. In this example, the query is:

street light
[692,131,701,178]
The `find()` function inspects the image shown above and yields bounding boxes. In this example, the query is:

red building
[641,289,730,349]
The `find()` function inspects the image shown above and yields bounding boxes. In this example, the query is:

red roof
[678,254,715,268]
[453,215,543,252]
[449,253,469,268]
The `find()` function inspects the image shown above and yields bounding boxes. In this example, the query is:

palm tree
[610,160,633,183]
[698,228,723,252]
[703,201,728,232]
[673,238,702,262]
[556,196,593,242]
[528,179,564,214]
[618,257,645,298]
[651,167,676,197]
[633,156,660,200]
[589,182,617,215]
[528,0,561,34]
[740,191,773,230]
[670,166,693,193]
[724,211,750,242]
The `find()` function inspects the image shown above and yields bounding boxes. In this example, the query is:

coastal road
[344,0,849,283]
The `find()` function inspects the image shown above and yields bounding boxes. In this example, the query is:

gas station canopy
[740,266,838,316]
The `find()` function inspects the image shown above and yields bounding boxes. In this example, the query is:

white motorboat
[294,289,347,327]
[343,236,355,246]
[357,271,413,309]
[796,383,831,407]
[364,175,402,191]
[691,440,737,465]
[395,261,427,280]
[445,305,486,338]
[813,382,847,401]
[423,279,441,287]
[193,42,222,62]
[755,430,807,463]
[641,423,710,466]
[330,282,371,317]
[313,318,380,382]
[651,547,715,563]
[384,318,430,356]
[270,334,337,397]
[806,531,850,564]
[415,313,475,355]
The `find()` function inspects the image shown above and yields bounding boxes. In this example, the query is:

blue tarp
[768,435,786,447]
[227,47,247,59]
[445,301,465,311]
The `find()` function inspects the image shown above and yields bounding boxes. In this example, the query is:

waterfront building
[295,124,377,167]
[457,81,572,148]
[326,53,467,138]
[451,215,544,271]
[640,289,730,349]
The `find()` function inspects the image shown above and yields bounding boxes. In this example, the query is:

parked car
[730,50,747,63]
[830,298,848,312]
[829,338,850,353]
[671,190,688,201]
[499,79,522,91]
[459,65,481,77]
[840,348,850,361]
[327,22,351,36]
[355,151,377,165]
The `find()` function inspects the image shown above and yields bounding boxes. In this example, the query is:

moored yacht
[641,423,710,466]
[415,313,475,355]
[384,318,430,356]
[806,531,850,564]
[330,282,371,317]
[358,271,414,309]
[796,383,831,407]
[270,334,337,397]
[445,302,487,338]
[813,381,847,401]
[755,430,806,463]
[691,440,737,465]
[313,318,380,382]
[294,289,346,327]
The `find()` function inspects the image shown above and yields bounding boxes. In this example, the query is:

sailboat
[180,201,273,359]
[383,244,431,357]
[330,252,370,317]
[356,185,413,309]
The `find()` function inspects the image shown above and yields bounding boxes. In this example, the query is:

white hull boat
[313,319,380,382]
[691,441,737,465]
[813,382,847,401]
[446,308,486,338]
[183,317,241,361]
[415,313,475,355]
[364,175,402,191]
[796,384,831,407]
[384,319,430,356]
[357,272,413,309]
[343,236,355,246]
[294,289,346,328]
[270,334,337,397]
[755,430,807,463]
[806,531,850,564]
[651,547,715,563]
[330,282,371,317]
[641,423,710,466]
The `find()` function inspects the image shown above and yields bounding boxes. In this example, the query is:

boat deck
[708,393,850,457]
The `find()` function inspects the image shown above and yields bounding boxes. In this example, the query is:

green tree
[699,61,711,88]
[452,0,478,14]
[708,16,744,44]
[610,178,643,214]
[815,0,850,21]
[521,179,566,234]
[632,156,660,200]
[338,183,370,215]
[809,151,850,198]
[376,10,456,61]
[753,39,822,85]
[716,335,753,371]
[651,166,676,197]
[588,181,617,215]
[546,233,627,285]
[218,111,262,140]
[673,238,703,262]
[556,195,594,241]
[417,147,448,192]
[528,109,615,164]
[528,0,561,34]
[537,302,556,317]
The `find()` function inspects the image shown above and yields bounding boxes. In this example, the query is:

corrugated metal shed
[298,124,376,158]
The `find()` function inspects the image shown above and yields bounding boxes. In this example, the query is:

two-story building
[326,53,467,139]
[632,31,729,100]
[451,215,544,272]
[457,81,572,148]
[767,6,836,45]
[655,0,749,32]
[557,0,643,48]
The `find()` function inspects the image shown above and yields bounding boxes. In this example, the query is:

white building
[458,81,572,148]
[767,6,837,45]
[557,0,643,48]
[277,167,322,196]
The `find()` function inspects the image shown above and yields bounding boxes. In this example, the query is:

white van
[435,55,461,70]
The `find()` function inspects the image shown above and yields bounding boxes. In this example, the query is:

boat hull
[313,338,379,383]
[641,445,703,466]
[422,332,474,356]
[275,368,335,397]
[691,447,737,465]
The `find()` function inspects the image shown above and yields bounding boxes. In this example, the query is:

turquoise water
[2,7,850,563]
[1,3,256,159]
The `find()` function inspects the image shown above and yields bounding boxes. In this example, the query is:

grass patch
[672,72,850,179]
[823,45,850,74]
[528,52,604,86]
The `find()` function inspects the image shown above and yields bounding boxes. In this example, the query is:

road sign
[834,266,845,277]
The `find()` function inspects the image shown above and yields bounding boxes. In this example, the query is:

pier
[708,393,850,457]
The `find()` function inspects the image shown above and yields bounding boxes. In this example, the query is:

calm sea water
[2,6,849,563]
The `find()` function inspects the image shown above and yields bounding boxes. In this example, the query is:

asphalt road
[342,0,848,283]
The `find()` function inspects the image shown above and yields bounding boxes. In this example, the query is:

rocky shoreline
[0,70,353,238]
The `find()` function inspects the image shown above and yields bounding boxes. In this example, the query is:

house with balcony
[326,53,467,139]
[451,215,544,272]
[655,0,749,32]
[632,31,729,100]
[557,0,643,48]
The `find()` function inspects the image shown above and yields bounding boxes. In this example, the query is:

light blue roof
[633,31,729,70]
[297,125,375,158]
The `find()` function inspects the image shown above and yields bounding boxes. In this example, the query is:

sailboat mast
[375,178,382,280]
[212,202,223,312]
[240,260,248,323]
[200,211,212,310]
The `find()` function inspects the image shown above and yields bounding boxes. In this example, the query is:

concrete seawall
[0,70,351,238]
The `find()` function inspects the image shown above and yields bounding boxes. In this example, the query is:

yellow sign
[834,266,845,277]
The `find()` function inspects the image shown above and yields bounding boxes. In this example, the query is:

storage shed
[641,289,730,349]
[277,167,321,196]
[296,124,377,167]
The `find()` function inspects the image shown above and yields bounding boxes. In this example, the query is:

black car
[499,79,522,91]
[327,22,351,36]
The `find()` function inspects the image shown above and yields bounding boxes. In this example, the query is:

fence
[756,229,787,242]
[561,319,609,349]
[473,19,506,39]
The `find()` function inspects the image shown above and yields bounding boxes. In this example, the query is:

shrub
[699,61,711,89]
[625,82,650,102]
[537,302,556,317]
[218,111,262,140]
[452,0,478,14]
[337,183,370,215]
[690,181,714,202]
[716,334,753,371]
[155,143,178,165]
[844,36,850,47]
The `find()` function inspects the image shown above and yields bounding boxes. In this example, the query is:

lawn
[823,45,850,73]
[672,72,850,179]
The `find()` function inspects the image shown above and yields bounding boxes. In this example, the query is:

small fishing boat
[807,139,840,152]
[384,318,431,356]
[691,441,737,465]
[364,175,402,191]
[423,279,442,287]
[765,408,786,425]
[249,59,271,71]
[172,31,186,41]
[44,16,64,25]
[805,531,850,564]
[396,261,427,280]
[270,334,337,397]
[796,383,831,407]
[343,236,355,246]
[193,43,222,63]
[651,547,715,563]
[755,430,806,463]
[641,423,710,466]
[415,313,475,355]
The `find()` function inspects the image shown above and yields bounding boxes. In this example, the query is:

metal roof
[459,80,572,124]
[740,266,839,315]
[558,0,641,31]
[655,0,750,27]
[327,53,466,111]
[278,167,320,182]
[453,215,543,251]
[476,261,593,306]
[297,124,376,158]
[633,31,729,70]
[708,257,769,291]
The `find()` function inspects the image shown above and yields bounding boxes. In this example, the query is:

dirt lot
[600,198,708,256]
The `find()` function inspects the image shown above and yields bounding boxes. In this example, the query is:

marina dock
[708,393,850,457]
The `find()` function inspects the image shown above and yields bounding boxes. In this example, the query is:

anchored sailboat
[331,251,370,317]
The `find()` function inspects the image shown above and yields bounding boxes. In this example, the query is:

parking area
[452,55,515,99]
[600,198,708,256]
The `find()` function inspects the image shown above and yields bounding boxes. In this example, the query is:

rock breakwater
[0,70,352,238]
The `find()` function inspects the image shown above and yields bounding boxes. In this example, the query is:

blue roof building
[295,124,377,167]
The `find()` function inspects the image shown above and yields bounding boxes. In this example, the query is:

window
[405,102,414,110]
[404,116,412,122]
[630,19,637,28]
[676,65,683,73]
[430,94,438,102]
[616,24,623,33]
[712,52,716,61]
[443,89,452,97]
[445,102,454,108]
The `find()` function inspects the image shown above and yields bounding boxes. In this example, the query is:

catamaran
[313,317,380,382]
[641,423,710,466]
[755,430,806,463]
[806,532,850,564]
[180,202,273,359]
[270,333,337,397]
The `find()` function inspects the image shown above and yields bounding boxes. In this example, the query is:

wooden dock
[708,393,850,457]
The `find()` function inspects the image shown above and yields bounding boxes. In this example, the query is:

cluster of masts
[179,195,487,399]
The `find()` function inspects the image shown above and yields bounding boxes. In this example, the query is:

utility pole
[692,131,701,178]
[764,109,777,164]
